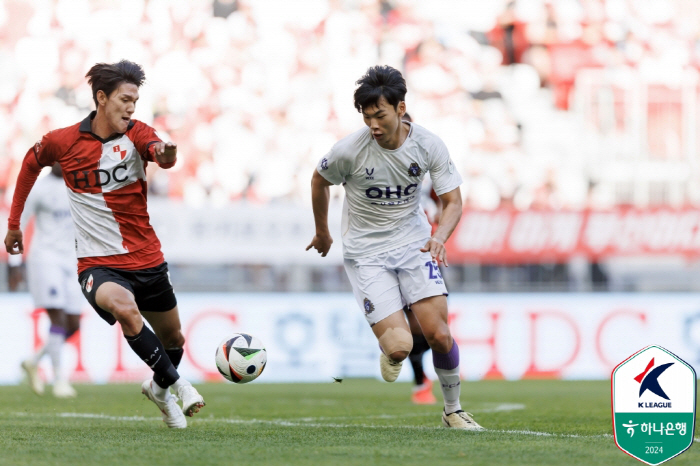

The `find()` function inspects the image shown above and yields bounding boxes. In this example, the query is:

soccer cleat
[177,384,205,417]
[53,380,77,398]
[21,360,44,396]
[411,378,437,405]
[442,410,485,431]
[379,352,403,382]
[141,380,187,429]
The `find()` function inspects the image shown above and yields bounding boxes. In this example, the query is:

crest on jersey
[408,162,422,177]
[85,274,93,293]
[113,145,127,160]
[363,298,375,315]
[320,158,328,170]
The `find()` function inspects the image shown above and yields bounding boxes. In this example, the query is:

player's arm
[4,145,46,254]
[6,184,39,274]
[306,170,334,257]
[420,187,462,267]
[131,121,177,168]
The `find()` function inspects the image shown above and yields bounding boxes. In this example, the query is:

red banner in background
[446,208,700,263]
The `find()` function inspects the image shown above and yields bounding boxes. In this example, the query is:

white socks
[171,378,191,393]
[152,377,191,400]
[435,367,462,414]
[151,380,169,400]
[47,332,65,381]
[30,346,47,366]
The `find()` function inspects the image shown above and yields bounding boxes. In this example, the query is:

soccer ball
[215,333,267,384]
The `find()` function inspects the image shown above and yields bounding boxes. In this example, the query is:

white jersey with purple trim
[20,173,77,263]
[317,122,462,259]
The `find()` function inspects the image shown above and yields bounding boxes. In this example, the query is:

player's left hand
[421,237,448,267]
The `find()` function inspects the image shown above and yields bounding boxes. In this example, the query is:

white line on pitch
[15,411,678,440]
[290,403,525,422]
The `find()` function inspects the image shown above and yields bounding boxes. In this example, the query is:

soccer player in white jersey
[307,65,483,430]
[11,163,83,398]
[5,60,204,428]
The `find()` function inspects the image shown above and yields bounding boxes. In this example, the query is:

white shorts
[27,259,83,315]
[343,238,448,326]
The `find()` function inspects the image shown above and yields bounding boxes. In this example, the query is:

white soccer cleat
[442,410,485,431]
[53,380,77,398]
[21,360,44,396]
[379,352,403,382]
[141,380,187,429]
[177,383,206,417]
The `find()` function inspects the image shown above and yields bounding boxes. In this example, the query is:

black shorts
[78,262,177,325]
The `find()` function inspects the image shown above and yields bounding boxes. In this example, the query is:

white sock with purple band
[47,325,67,380]
[433,341,462,414]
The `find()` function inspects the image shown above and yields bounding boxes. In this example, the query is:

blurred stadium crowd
[4,0,700,293]
[2,0,700,212]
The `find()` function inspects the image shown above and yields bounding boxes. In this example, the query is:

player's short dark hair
[85,60,146,107]
[353,65,407,113]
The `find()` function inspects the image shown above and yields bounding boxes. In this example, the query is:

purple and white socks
[433,340,462,414]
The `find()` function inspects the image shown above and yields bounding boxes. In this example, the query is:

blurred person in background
[4,60,204,429]
[487,1,530,66]
[10,163,82,398]
[307,65,482,430]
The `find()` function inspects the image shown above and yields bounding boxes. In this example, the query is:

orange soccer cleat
[411,378,437,405]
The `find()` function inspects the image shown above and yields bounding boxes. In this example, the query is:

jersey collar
[79,111,135,143]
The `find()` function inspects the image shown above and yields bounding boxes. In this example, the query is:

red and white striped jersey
[9,112,175,273]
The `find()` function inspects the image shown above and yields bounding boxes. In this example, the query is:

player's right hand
[4,229,24,255]
[306,233,333,257]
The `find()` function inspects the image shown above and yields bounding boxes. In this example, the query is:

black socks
[124,325,180,389]
[409,334,431,385]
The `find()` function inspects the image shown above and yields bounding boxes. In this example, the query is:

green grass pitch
[1,379,697,466]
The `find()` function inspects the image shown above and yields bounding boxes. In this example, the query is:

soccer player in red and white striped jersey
[4,60,203,428]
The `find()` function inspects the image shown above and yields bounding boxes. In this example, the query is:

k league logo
[612,345,697,465]
[635,358,673,403]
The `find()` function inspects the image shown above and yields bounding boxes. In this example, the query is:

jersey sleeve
[316,143,352,185]
[34,133,62,167]
[128,121,163,162]
[7,135,60,230]
[427,137,462,196]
